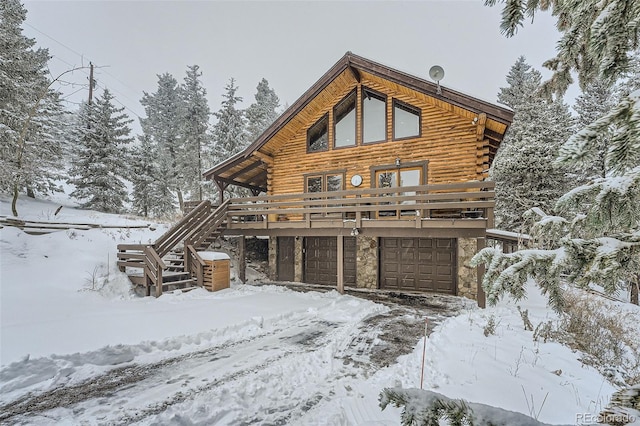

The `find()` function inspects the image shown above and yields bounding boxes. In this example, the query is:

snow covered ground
[1,195,638,425]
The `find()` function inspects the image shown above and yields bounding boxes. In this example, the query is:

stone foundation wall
[268,236,277,281]
[294,237,304,282]
[356,236,378,289]
[457,237,479,300]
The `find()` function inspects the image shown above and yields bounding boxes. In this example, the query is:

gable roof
[204,52,514,193]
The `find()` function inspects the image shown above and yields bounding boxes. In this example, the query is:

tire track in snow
[0,317,347,425]
[1,291,470,425]
[0,319,311,423]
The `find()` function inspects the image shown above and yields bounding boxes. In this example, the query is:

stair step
[176,286,198,293]
[163,272,190,282]
[162,279,197,288]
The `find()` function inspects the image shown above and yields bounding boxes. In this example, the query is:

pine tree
[571,79,617,180]
[139,73,181,215]
[178,65,211,202]
[130,134,157,217]
[211,78,247,199]
[473,0,640,307]
[67,90,133,213]
[0,0,66,215]
[245,78,280,143]
[491,58,574,230]
[212,78,246,160]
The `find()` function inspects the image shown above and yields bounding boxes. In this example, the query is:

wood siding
[267,71,489,196]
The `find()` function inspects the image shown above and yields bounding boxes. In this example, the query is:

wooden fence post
[238,236,247,284]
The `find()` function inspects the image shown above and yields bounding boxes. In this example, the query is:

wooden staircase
[117,200,229,296]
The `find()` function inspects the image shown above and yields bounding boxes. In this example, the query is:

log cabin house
[118,52,513,306]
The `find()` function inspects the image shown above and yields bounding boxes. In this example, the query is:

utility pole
[88,62,95,104]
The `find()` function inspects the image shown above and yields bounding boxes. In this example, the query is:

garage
[379,238,456,294]
[304,237,356,286]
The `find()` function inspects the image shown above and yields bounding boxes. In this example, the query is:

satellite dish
[429,65,445,95]
[429,65,445,82]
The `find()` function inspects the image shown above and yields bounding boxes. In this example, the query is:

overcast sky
[22,1,569,134]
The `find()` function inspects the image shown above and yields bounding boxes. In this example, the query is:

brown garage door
[304,237,356,286]
[380,238,456,294]
[277,237,295,281]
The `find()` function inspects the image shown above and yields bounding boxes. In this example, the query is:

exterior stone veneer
[457,237,479,300]
[294,237,304,282]
[268,236,277,281]
[356,235,378,289]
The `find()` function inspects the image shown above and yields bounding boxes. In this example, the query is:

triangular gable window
[307,113,329,152]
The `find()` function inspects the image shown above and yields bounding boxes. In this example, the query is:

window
[334,91,356,148]
[372,162,427,218]
[308,114,329,152]
[393,100,420,140]
[306,172,345,217]
[306,173,344,193]
[306,176,323,193]
[362,88,386,143]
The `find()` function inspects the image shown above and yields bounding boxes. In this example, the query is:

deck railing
[227,181,495,229]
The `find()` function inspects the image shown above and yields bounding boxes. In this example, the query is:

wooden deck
[224,181,494,237]
[117,181,497,297]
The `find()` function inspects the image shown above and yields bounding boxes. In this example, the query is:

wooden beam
[337,234,344,294]
[215,176,266,194]
[484,128,503,142]
[476,113,487,141]
[253,150,273,165]
[228,161,263,180]
[238,236,246,284]
[214,179,228,202]
[348,65,361,83]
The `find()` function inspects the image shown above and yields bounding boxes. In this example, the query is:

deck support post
[337,234,344,294]
[238,236,247,284]
[156,267,163,297]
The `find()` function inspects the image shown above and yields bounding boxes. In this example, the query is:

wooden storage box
[198,252,231,292]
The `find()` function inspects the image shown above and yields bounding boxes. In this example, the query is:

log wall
[268,72,487,196]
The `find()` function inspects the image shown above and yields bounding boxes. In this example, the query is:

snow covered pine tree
[1,0,66,217]
[491,57,574,230]
[473,0,640,309]
[67,89,133,214]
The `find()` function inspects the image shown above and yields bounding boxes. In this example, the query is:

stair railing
[154,200,213,258]
[187,200,230,251]
[143,245,167,297]
[185,244,205,287]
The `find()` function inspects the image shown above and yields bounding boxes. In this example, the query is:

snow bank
[301,283,622,425]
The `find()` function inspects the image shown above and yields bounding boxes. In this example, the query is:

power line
[26,22,144,119]
[24,22,86,61]
[94,82,142,120]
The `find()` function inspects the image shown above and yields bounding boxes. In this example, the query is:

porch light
[395,158,401,167]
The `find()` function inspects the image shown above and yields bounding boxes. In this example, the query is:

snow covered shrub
[380,387,552,425]
[532,320,557,344]
[517,305,534,331]
[483,315,496,337]
[600,385,640,425]
[558,291,640,386]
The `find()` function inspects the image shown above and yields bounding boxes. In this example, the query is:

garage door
[380,238,456,294]
[304,237,356,286]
